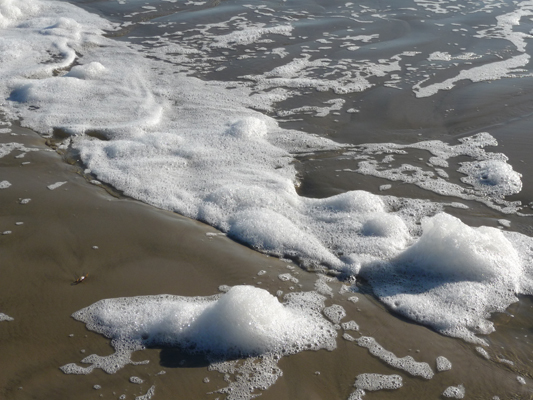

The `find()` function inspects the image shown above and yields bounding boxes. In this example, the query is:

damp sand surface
[1,127,532,399]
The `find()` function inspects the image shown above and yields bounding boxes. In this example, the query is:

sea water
[2,0,533,398]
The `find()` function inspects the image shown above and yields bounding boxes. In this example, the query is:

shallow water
[2,0,533,398]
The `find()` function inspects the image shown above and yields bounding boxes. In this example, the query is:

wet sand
[1,125,532,399]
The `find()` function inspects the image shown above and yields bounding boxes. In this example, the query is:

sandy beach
[1,124,532,399]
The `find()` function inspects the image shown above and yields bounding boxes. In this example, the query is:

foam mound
[70,286,337,359]
[361,213,527,343]
[459,160,522,197]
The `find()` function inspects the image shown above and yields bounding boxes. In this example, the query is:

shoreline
[1,124,532,399]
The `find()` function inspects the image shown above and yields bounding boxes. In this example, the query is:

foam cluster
[436,356,452,372]
[69,286,336,363]
[361,212,532,343]
[354,132,524,213]
[354,373,403,391]
[460,159,523,197]
[443,384,465,399]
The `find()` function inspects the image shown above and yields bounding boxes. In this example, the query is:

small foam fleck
[341,320,359,331]
[47,181,67,190]
[129,376,143,384]
[436,356,452,372]
[278,273,299,283]
[0,313,14,322]
[443,384,465,398]
[475,347,490,360]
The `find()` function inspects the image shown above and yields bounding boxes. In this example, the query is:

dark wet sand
[1,125,532,399]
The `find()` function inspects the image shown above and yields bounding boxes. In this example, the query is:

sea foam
[2,0,533,348]
[361,213,530,343]
[64,286,336,369]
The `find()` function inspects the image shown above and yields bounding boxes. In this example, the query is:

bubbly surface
[1,0,533,372]
[64,286,336,371]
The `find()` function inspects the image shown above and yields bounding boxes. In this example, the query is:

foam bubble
[436,356,452,372]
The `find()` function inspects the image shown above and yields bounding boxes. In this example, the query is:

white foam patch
[135,385,155,400]
[62,286,336,375]
[210,24,293,49]
[341,320,359,331]
[0,313,14,322]
[443,384,465,399]
[414,54,530,98]
[47,181,67,190]
[0,0,40,29]
[352,132,524,213]
[66,62,107,80]
[476,346,490,360]
[315,275,334,297]
[323,304,346,324]
[348,388,366,400]
[354,373,403,391]
[436,356,452,372]
[0,143,38,159]
[0,180,11,189]
[356,336,434,379]
[458,160,522,197]
[361,213,529,344]
[208,355,282,399]
[129,376,143,384]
